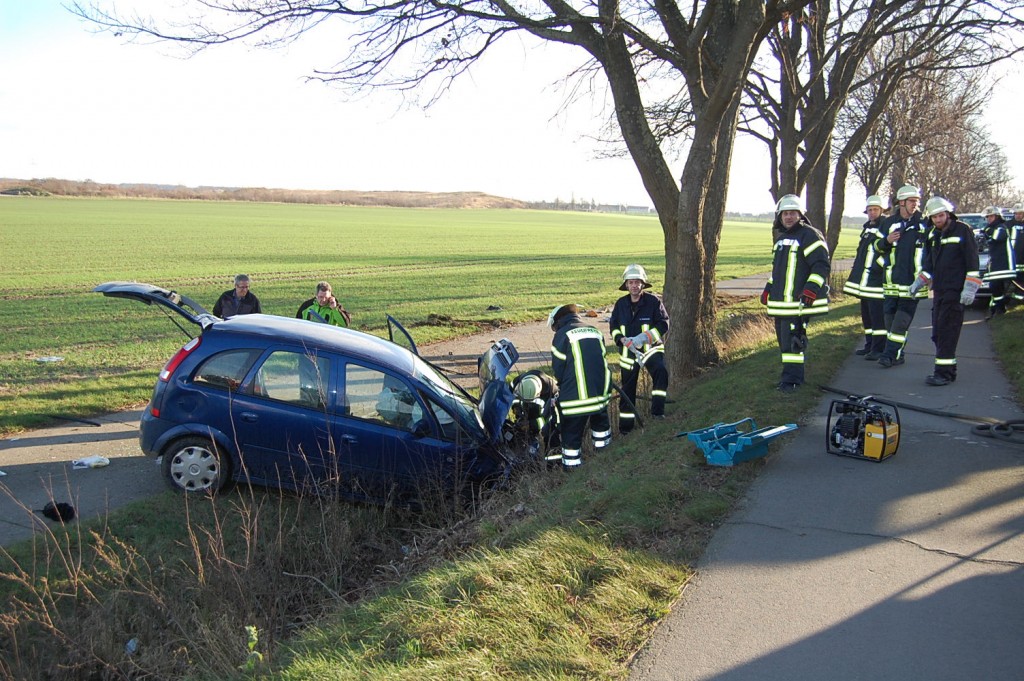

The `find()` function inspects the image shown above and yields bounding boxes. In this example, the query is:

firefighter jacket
[983,216,1016,280]
[550,314,612,417]
[842,218,886,300]
[876,210,929,297]
[1010,219,1024,272]
[510,369,557,433]
[609,291,670,372]
[922,216,979,296]
[765,216,831,318]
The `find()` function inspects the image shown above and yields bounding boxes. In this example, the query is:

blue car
[94,282,516,504]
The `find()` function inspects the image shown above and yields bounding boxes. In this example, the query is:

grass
[0,196,858,435]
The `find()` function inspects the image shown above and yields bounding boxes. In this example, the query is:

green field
[0,196,855,433]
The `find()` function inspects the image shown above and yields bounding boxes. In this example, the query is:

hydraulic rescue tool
[826,394,900,462]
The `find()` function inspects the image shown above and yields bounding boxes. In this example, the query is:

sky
[1,1,1020,215]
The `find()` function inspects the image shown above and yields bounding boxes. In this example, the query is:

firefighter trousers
[775,316,807,385]
[618,352,668,432]
[558,409,611,468]
[882,296,919,361]
[859,297,886,353]
[930,293,965,381]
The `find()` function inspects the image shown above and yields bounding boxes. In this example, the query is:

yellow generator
[826,395,900,462]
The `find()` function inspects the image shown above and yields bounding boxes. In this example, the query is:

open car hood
[477,339,519,443]
[93,281,218,332]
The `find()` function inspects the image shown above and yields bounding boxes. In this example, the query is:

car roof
[214,314,417,374]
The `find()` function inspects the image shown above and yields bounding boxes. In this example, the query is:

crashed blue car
[94,282,518,504]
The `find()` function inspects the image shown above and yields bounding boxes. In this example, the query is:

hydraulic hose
[819,385,1024,447]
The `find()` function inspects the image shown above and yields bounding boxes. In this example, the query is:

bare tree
[73,0,821,380]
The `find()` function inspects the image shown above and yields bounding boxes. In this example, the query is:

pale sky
[1,1,1020,215]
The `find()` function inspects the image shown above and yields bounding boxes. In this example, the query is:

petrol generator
[826,395,900,462]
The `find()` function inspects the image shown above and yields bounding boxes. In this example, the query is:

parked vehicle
[94,282,519,504]
[955,213,991,302]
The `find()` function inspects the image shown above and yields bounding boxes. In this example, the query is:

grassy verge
[1,287,867,680]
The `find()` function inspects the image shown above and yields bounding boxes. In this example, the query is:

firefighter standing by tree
[1011,203,1024,303]
[761,194,831,393]
[843,195,888,360]
[510,369,559,461]
[609,264,670,432]
[909,197,980,386]
[548,304,612,469]
[875,185,929,368]
[981,205,1015,318]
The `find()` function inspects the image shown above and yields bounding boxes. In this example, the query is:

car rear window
[252,350,330,409]
[193,349,261,390]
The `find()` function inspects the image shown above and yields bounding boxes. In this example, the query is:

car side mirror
[411,419,432,438]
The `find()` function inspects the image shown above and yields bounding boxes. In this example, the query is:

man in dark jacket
[842,195,888,359]
[912,197,980,386]
[609,263,670,432]
[761,194,831,393]
[212,274,262,318]
[510,369,559,460]
[1011,203,1024,302]
[875,185,929,367]
[549,304,612,469]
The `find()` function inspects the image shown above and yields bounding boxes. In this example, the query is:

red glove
[800,289,816,306]
[760,287,770,306]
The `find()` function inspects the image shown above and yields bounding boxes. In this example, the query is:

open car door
[93,281,218,336]
[386,315,419,356]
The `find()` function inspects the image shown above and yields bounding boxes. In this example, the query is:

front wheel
[162,436,229,494]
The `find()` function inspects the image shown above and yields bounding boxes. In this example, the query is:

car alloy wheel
[163,436,226,493]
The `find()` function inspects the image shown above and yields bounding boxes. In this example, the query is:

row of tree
[73,0,1024,384]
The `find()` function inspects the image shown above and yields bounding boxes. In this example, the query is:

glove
[624,332,650,349]
[760,286,770,306]
[799,289,816,306]
[960,277,981,306]
[909,272,931,296]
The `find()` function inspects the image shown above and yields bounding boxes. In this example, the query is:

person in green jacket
[297,281,351,327]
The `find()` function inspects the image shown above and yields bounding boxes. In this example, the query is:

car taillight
[160,336,201,382]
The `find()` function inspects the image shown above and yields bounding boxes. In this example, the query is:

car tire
[162,436,229,494]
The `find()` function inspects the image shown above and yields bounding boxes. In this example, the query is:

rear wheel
[162,436,229,494]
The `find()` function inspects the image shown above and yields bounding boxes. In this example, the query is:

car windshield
[411,357,486,435]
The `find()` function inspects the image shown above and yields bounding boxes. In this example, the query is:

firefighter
[875,184,929,368]
[1005,203,1024,303]
[609,264,670,432]
[843,195,888,360]
[981,205,1015,318]
[510,369,559,461]
[910,197,980,386]
[761,194,831,393]
[548,303,612,469]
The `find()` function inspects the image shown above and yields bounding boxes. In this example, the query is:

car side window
[344,365,423,431]
[252,350,329,409]
[193,349,261,390]
[424,395,459,441]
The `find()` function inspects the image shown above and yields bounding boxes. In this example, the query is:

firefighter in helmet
[843,195,888,359]
[1011,203,1024,302]
[760,194,831,393]
[510,369,559,461]
[875,184,928,367]
[981,205,1015,318]
[609,264,670,432]
[548,303,612,469]
[911,197,980,386]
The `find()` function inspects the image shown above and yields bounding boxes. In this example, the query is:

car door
[336,362,461,502]
[229,347,337,491]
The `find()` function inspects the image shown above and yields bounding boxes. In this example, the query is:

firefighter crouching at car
[549,304,612,469]
[761,194,831,394]
[510,369,559,461]
[609,264,670,433]
[981,205,1015,318]
[874,185,929,368]
[843,195,888,360]
[910,197,980,386]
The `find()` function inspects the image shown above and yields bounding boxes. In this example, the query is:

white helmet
[896,185,921,201]
[982,205,1000,217]
[923,196,955,218]
[1013,202,1024,214]
[775,194,804,214]
[547,303,578,330]
[620,263,652,291]
[514,374,543,401]
[865,195,885,212]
